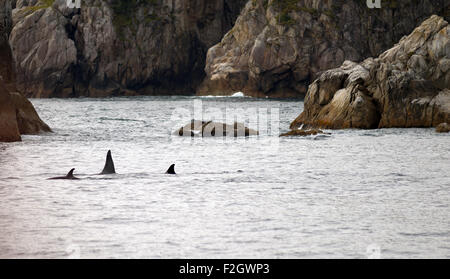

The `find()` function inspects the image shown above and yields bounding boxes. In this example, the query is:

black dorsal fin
[101,150,116,174]
[66,168,75,178]
[166,164,176,174]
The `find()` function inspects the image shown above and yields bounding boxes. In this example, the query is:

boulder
[176,120,258,137]
[291,15,450,130]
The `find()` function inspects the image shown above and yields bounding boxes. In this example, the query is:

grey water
[0,96,449,258]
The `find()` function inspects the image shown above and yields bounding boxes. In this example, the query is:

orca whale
[100,150,116,174]
[166,164,176,174]
[48,168,79,180]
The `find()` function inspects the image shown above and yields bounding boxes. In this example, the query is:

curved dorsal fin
[166,164,176,174]
[101,150,116,174]
[66,168,75,178]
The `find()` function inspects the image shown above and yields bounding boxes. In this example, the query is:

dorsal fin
[66,168,75,178]
[101,150,116,174]
[166,164,176,174]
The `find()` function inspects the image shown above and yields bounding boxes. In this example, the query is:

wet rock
[291,16,450,130]
[176,120,258,137]
[436,123,450,133]
[199,0,449,98]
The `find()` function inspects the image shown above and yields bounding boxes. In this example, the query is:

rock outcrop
[10,0,247,97]
[0,0,51,142]
[198,0,449,97]
[176,120,258,137]
[291,15,450,130]
[436,123,450,133]
[0,78,21,142]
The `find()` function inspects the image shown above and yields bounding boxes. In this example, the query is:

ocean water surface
[0,96,449,258]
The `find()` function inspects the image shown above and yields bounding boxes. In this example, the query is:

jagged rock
[291,15,450,130]
[176,120,258,137]
[10,0,247,97]
[198,0,449,97]
[436,123,450,133]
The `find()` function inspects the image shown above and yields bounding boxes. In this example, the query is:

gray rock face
[198,0,449,97]
[10,0,247,97]
[291,15,450,130]
[0,78,21,142]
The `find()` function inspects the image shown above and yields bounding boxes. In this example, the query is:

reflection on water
[0,96,449,258]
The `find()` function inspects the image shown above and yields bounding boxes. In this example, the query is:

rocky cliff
[10,0,246,97]
[290,15,449,130]
[198,0,449,97]
[0,0,14,89]
[0,0,51,142]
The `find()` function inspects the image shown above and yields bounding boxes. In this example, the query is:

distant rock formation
[0,78,21,142]
[436,123,449,133]
[290,15,450,130]
[175,120,258,137]
[280,129,328,137]
[0,0,51,142]
[198,0,449,97]
[10,0,247,97]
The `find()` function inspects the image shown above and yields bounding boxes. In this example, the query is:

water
[0,96,449,258]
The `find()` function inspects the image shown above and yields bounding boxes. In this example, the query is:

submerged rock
[10,0,247,97]
[280,129,328,137]
[436,123,450,133]
[176,120,258,137]
[291,15,450,130]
